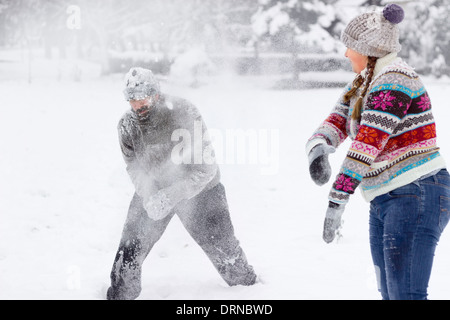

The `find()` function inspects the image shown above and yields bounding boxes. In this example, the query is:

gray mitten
[323,201,345,244]
[144,190,175,221]
[308,144,336,186]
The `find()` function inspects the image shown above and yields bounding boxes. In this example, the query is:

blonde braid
[351,56,378,121]
[343,73,364,104]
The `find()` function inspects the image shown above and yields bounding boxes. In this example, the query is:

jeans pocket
[437,170,450,190]
[439,196,450,233]
[388,183,420,198]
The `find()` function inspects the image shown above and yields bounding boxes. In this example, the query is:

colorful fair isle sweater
[306,53,446,204]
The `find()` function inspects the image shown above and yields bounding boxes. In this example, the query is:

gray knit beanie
[123,67,161,101]
[341,4,405,58]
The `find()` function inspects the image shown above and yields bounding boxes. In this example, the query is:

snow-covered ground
[0,64,449,300]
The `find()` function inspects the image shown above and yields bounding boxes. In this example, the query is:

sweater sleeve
[118,118,157,201]
[328,76,412,205]
[306,83,352,155]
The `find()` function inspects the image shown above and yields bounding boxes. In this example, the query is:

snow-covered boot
[107,243,144,300]
[216,248,257,287]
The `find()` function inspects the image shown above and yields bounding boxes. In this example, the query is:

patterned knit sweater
[306,53,447,204]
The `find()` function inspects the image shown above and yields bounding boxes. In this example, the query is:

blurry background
[1,0,449,86]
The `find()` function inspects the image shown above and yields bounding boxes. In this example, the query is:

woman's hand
[308,144,336,186]
[323,201,345,244]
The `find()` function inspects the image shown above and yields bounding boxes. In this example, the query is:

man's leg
[177,183,257,286]
[107,193,173,300]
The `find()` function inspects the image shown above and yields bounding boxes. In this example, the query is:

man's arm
[118,118,156,201]
[142,101,219,220]
[161,101,218,204]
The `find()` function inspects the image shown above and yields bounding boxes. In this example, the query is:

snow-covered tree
[0,0,46,46]
[432,0,450,76]
[400,0,450,76]
[252,0,344,54]
[1,0,260,75]
[133,0,257,54]
[0,0,51,82]
[361,0,383,6]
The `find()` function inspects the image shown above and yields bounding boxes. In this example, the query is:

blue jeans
[369,169,450,300]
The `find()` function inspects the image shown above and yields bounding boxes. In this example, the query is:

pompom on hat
[341,4,405,58]
[383,3,405,24]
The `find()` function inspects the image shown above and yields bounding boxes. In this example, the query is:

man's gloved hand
[308,144,336,186]
[144,190,174,221]
[323,201,345,244]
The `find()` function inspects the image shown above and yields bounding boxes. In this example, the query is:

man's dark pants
[107,183,257,300]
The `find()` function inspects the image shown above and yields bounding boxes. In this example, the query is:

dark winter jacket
[118,94,220,205]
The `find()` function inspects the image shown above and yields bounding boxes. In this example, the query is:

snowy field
[1,65,450,300]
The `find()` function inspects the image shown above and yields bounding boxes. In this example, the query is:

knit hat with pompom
[341,4,405,58]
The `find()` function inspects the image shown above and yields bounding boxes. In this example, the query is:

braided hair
[343,56,378,121]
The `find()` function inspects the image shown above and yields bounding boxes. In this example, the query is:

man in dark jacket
[107,67,257,300]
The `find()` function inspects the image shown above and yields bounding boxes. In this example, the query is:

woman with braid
[306,4,449,300]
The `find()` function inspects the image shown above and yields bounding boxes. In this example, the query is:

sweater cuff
[328,189,350,206]
[305,138,328,157]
